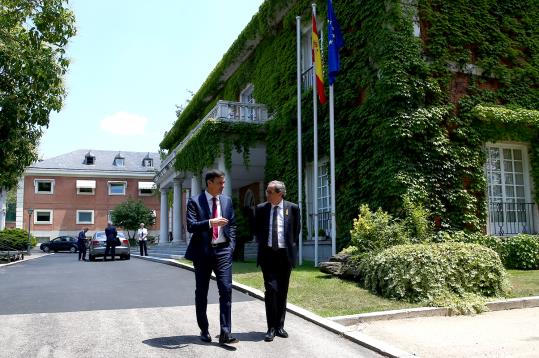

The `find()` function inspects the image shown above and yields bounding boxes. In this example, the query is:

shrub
[359,242,509,303]
[455,232,539,270]
[349,204,409,254]
[401,194,432,243]
[501,234,539,269]
[0,228,36,250]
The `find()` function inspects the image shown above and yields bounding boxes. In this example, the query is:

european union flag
[327,0,344,85]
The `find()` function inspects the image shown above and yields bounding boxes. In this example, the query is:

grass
[506,269,539,298]
[179,259,539,317]
[180,259,420,317]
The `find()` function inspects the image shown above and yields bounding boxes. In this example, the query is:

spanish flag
[312,14,327,104]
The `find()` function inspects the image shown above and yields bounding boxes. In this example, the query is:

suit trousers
[193,245,233,335]
[139,240,148,256]
[78,244,86,260]
[104,240,115,260]
[261,247,292,330]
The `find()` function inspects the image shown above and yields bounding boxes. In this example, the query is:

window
[76,180,96,195]
[85,154,95,165]
[143,158,153,167]
[34,179,54,194]
[305,160,332,238]
[108,181,126,195]
[34,210,53,224]
[486,143,536,235]
[114,158,125,166]
[138,181,156,196]
[76,210,94,224]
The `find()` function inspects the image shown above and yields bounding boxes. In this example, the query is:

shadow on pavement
[144,334,270,351]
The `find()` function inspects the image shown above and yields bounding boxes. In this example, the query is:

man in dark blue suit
[104,222,118,261]
[185,169,238,345]
[255,180,300,342]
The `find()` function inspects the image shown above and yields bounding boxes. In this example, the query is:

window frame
[76,180,96,195]
[108,181,127,195]
[76,210,94,224]
[34,179,55,194]
[34,209,53,224]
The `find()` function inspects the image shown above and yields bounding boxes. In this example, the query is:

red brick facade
[23,175,160,237]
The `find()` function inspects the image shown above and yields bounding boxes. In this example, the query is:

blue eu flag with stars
[327,0,344,85]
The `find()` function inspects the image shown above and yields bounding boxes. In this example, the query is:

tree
[0,0,76,189]
[111,199,156,239]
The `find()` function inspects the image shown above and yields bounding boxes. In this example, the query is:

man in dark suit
[104,222,118,261]
[77,227,88,261]
[255,180,300,342]
[185,169,238,345]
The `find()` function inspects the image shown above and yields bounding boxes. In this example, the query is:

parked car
[40,236,78,253]
[88,231,130,261]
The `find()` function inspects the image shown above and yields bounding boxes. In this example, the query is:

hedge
[0,228,36,250]
[359,242,509,303]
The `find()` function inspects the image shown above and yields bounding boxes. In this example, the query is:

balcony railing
[302,66,313,91]
[156,100,269,182]
[488,202,537,236]
[309,209,331,239]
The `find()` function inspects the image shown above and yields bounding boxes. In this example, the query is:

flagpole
[312,2,319,267]
[329,84,336,257]
[296,16,303,266]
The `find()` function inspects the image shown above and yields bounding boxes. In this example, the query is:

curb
[329,296,539,326]
[133,254,416,358]
[0,252,51,268]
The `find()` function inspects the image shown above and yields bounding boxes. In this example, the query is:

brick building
[16,150,161,241]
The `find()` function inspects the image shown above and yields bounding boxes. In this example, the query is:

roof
[27,150,161,174]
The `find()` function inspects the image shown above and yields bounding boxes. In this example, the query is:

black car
[40,236,79,253]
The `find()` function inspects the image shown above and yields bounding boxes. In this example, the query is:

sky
[39,0,264,159]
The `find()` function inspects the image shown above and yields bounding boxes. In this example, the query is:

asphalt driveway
[0,254,381,358]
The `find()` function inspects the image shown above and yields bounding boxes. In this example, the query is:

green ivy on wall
[161,0,539,241]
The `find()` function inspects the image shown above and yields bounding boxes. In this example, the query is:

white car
[88,231,130,261]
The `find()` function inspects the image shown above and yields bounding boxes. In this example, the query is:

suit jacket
[184,192,236,261]
[255,200,300,268]
[105,226,118,242]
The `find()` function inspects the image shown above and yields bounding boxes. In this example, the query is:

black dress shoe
[218,333,239,345]
[276,327,288,338]
[264,328,276,342]
[200,331,212,343]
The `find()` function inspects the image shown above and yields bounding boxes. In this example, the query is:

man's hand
[210,217,229,227]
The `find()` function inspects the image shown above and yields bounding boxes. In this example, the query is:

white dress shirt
[137,227,148,241]
[268,200,285,248]
[205,191,225,244]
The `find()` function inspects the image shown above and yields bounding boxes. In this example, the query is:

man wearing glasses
[255,180,301,342]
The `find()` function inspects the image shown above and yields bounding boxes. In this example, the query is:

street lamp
[27,208,33,254]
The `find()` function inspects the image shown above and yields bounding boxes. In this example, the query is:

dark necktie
[272,206,279,250]
[212,197,218,241]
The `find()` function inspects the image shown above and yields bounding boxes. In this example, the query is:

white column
[172,179,182,243]
[0,188,6,230]
[159,188,169,245]
[217,154,232,197]
[15,178,24,229]
[191,175,201,197]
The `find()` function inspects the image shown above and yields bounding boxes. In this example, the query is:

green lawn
[506,269,539,298]
[179,259,539,317]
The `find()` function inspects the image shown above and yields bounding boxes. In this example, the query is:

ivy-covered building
[156,0,539,257]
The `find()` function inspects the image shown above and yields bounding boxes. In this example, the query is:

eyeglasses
[266,189,276,194]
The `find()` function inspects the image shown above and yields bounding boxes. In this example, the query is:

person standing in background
[104,222,118,261]
[77,227,88,261]
[137,222,148,256]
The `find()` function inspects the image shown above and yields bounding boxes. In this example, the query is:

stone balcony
[156,100,269,184]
